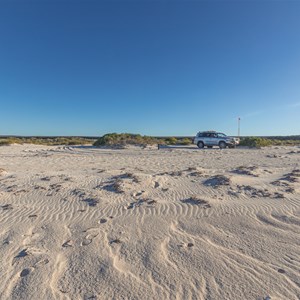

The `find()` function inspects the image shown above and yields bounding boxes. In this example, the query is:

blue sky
[0,0,300,137]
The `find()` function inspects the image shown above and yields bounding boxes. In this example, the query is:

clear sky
[0,0,300,137]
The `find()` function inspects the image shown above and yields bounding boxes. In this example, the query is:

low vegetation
[0,137,95,146]
[239,137,273,147]
[178,138,192,145]
[239,137,300,148]
[1,134,298,148]
[165,137,192,145]
[93,133,160,147]
[93,134,193,147]
[165,137,178,145]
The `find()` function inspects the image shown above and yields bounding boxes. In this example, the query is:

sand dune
[1,144,300,299]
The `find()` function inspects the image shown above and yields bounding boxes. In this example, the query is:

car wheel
[197,141,204,149]
[219,141,226,149]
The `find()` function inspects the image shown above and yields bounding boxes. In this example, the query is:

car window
[217,133,226,137]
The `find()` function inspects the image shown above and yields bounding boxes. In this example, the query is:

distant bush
[164,137,192,145]
[0,137,94,146]
[272,139,300,146]
[0,138,22,145]
[178,138,192,145]
[165,137,178,145]
[239,137,300,148]
[93,133,159,147]
[239,137,274,148]
[0,139,12,146]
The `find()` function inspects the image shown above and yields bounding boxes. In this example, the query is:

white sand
[0,144,300,300]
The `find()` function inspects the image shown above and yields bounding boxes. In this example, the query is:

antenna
[238,117,241,137]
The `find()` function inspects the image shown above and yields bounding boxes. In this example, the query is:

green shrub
[239,137,273,148]
[0,137,94,146]
[0,139,11,146]
[165,137,178,145]
[0,138,22,145]
[178,138,192,145]
[93,133,159,147]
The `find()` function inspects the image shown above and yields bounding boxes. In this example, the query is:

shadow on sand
[158,145,221,151]
[68,145,231,151]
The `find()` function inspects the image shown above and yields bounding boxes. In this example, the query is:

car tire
[219,141,226,149]
[197,141,204,149]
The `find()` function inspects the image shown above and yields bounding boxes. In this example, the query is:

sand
[0,144,300,300]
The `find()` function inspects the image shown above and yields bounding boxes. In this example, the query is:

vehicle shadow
[71,145,200,151]
[158,145,214,150]
[68,145,233,151]
[75,145,200,151]
[69,145,126,151]
[70,145,95,149]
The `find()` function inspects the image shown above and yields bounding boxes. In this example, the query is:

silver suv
[194,131,240,149]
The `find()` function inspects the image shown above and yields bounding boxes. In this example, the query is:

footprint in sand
[133,190,146,198]
[34,258,49,267]
[13,247,44,266]
[154,181,160,188]
[3,238,13,245]
[278,269,286,274]
[81,238,93,246]
[28,214,38,219]
[15,249,30,259]
[81,233,98,246]
[1,204,13,210]
[20,268,32,277]
[109,239,122,245]
[62,240,74,248]
[147,199,157,205]
[179,242,194,249]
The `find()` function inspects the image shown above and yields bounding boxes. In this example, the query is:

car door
[210,133,218,146]
[205,133,213,145]
[216,133,226,145]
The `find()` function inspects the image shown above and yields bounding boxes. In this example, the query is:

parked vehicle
[193,131,240,149]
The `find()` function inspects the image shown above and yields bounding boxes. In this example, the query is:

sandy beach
[0,144,300,300]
